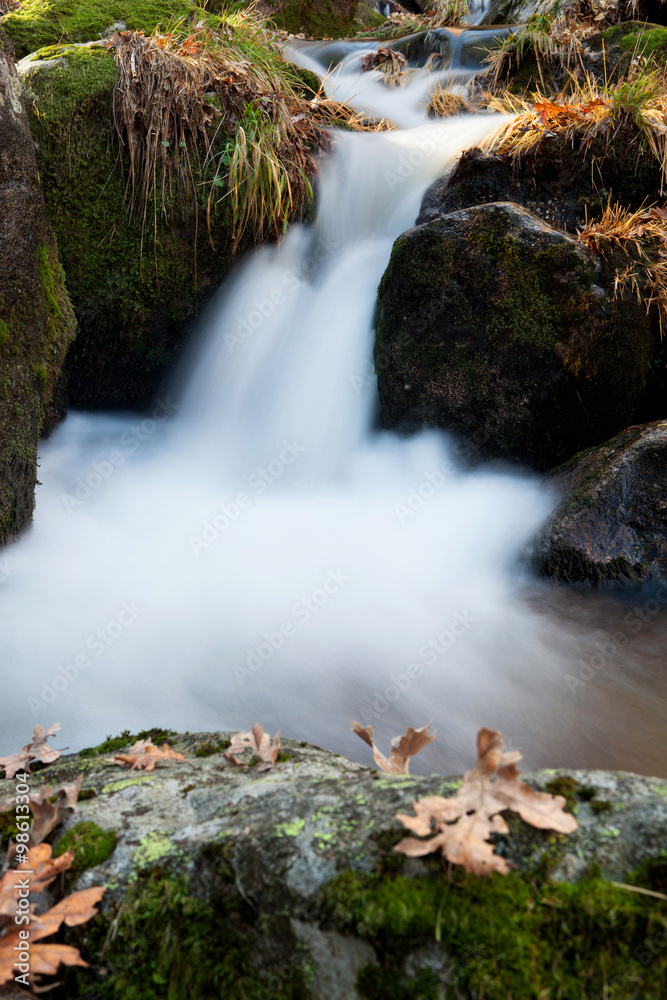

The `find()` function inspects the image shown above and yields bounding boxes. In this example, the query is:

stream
[1,39,665,777]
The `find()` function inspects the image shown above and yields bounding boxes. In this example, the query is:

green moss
[265,0,359,38]
[276,818,306,837]
[134,727,177,744]
[0,810,19,849]
[321,866,667,999]
[614,25,667,55]
[1,0,196,60]
[54,820,117,871]
[78,732,133,758]
[61,870,309,999]
[194,738,230,757]
[0,318,8,345]
[21,41,247,410]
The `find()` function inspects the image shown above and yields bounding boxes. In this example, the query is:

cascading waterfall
[1,85,665,775]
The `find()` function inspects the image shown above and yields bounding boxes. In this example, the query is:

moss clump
[1,0,196,60]
[78,732,133,758]
[134,727,177,744]
[61,870,309,999]
[54,821,117,872]
[321,866,667,999]
[194,738,230,757]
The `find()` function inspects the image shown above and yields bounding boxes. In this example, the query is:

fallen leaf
[110,739,184,772]
[0,724,66,778]
[223,724,281,772]
[0,857,104,987]
[394,728,577,876]
[352,721,435,774]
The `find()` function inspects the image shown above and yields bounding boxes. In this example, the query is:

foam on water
[1,91,665,775]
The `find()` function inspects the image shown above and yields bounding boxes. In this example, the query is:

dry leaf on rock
[0,725,66,779]
[352,721,435,774]
[0,855,104,988]
[223,724,281,772]
[395,728,577,876]
[26,776,83,846]
[110,739,184,772]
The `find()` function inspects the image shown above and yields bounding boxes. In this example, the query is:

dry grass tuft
[110,8,390,250]
[484,0,641,91]
[426,87,476,117]
[580,201,667,331]
[483,69,667,187]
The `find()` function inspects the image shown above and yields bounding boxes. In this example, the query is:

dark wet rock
[418,122,665,235]
[0,27,76,543]
[1,733,665,999]
[375,201,655,470]
[17,44,246,411]
[256,0,360,37]
[531,420,667,583]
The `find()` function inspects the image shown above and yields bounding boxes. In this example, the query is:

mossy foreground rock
[0,27,76,543]
[375,202,654,470]
[532,420,667,583]
[1,733,665,999]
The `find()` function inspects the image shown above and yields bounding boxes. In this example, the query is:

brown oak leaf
[352,721,435,774]
[394,728,577,876]
[110,739,184,772]
[0,724,66,779]
[223,724,281,772]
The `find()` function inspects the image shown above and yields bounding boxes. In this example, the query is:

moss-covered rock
[531,419,667,582]
[0,0,195,60]
[0,734,664,999]
[254,0,359,37]
[19,42,241,410]
[0,27,76,543]
[375,201,655,470]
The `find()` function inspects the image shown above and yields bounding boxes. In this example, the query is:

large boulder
[0,27,75,544]
[375,202,655,470]
[18,43,240,411]
[255,0,360,36]
[531,420,667,583]
[0,731,665,999]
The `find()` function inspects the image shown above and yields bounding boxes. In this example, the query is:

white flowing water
[1,91,666,774]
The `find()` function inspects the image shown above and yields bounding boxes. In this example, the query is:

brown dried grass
[580,201,667,331]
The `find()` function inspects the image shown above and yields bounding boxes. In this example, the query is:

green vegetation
[79,727,177,757]
[1,0,195,59]
[321,863,667,999]
[54,820,118,871]
[62,867,310,999]
[194,738,230,756]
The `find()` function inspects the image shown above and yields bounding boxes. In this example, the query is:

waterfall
[0,95,664,775]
